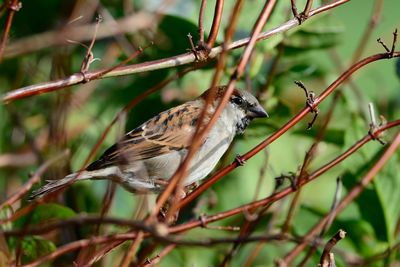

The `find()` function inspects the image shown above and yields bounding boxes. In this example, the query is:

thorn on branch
[234,154,246,166]
[243,208,258,222]
[295,81,319,130]
[199,214,208,228]
[275,172,297,191]
[187,33,211,62]
[377,28,398,58]
[368,103,386,145]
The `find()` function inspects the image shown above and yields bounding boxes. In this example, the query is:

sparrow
[30,86,268,199]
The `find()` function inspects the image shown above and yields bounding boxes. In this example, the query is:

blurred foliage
[0,0,400,266]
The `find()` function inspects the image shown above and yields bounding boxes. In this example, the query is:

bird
[30,86,268,199]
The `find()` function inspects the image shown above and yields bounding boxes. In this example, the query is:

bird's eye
[232,96,244,106]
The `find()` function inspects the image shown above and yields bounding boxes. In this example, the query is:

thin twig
[198,0,207,44]
[319,229,346,267]
[140,244,176,267]
[0,0,21,62]
[80,14,103,77]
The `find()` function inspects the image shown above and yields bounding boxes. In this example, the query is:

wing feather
[86,101,204,171]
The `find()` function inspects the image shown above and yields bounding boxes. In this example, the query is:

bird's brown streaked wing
[86,101,204,171]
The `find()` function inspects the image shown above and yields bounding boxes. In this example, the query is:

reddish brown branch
[206,0,224,47]
[198,0,207,44]
[0,0,21,62]
[160,0,278,222]
[282,91,341,235]
[120,231,144,267]
[140,244,176,267]
[7,108,400,266]
[59,66,201,264]
[14,119,400,266]
[282,132,400,265]
[171,119,400,234]
[2,0,350,103]
[177,50,400,210]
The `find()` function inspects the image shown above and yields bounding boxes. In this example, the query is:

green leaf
[332,218,388,256]
[19,236,56,263]
[154,15,200,58]
[15,203,76,227]
[341,146,393,243]
[293,128,345,146]
[284,14,344,54]
[373,150,400,244]
[342,115,379,173]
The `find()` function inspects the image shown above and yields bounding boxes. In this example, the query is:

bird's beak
[247,104,268,118]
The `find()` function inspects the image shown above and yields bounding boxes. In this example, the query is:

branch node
[234,154,246,166]
[295,12,308,24]
[275,172,297,191]
[79,71,90,83]
[295,81,319,130]
[243,208,258,221]
[187,33,211,62]
[199,214,208,228]
[290,1,310,24]
[7,1,22,11]
[377,29,398,58]
[368,103,386,145]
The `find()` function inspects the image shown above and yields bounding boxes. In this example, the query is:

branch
[206,0,224,47]
[159,0,278,222]
[178,50,400,210]
[170,119,400,234]
[282,131,400,265]
[0,0,21,62]
[14,118,400,266]
[2,0,351,103]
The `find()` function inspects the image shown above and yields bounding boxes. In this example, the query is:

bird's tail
[29,170,102,200]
